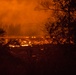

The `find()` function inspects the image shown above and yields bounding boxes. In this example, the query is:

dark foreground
[0,44,76,75]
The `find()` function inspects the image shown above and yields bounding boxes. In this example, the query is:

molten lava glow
[21,44,29,47]
[21,41,28,47]
[20,40,32,47]
[9,45,20,48]
[0,36,74,48]
[31,36,36,38]
[25,37,29,39]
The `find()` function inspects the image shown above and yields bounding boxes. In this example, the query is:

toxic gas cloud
[0,0,51,36]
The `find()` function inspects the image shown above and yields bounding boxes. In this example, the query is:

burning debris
[0,36,74,48]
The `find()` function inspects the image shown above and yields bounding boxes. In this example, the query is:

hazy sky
[0,0,51,36]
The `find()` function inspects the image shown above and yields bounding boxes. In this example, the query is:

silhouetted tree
[36,0,76,44]
[0,28,6,36]
[0,28,6,46]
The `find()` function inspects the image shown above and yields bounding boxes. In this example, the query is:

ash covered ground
[0,44,76,75]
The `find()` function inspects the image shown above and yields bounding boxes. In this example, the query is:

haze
[0,0,52,36]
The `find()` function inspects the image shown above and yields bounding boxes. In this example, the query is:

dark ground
[0,44,76,75]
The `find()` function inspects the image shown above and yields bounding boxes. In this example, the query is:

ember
[0,36,74,48]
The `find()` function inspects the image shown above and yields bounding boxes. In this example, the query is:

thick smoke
[0,0,50,36]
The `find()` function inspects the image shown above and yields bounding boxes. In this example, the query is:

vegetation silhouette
[36,0,76,44]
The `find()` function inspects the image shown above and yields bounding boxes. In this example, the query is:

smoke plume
[0,0,50,36]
